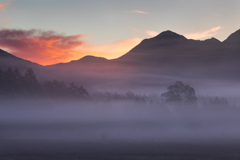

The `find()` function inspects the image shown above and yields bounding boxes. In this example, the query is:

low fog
[1,98,240,148]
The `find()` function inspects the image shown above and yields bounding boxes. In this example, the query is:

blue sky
[0,0,240,65]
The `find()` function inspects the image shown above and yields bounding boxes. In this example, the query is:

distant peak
[204,37,221,43]
[81,55,99,60]
[210,37,219,41]
[78,56,107,62]
[223,29,240,44]
[153,30,187,40]
[232,28,240,35]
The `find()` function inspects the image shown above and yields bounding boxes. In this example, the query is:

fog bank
[1,99,240,146]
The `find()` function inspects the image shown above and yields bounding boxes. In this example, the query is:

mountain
[43,29,240,92]
[0,49,41,71]
[117,30,221,63]
[49,56,109,68]
[114,30,240,78]
[1,29,240,93]
[223,29,240,44]
[117,31,188,63]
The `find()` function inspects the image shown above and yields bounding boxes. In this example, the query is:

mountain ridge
[1,28,240,91]
[0,49,41,71]
[223,29,240,44]
[151,30,187,40]
[1,29,240,67]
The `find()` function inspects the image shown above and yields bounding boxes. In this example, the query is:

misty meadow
[1,67,240,160]
[1,0,240,159]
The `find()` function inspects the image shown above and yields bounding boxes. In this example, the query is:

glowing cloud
[185,26,222,40]
[0,29,87,65]
[0,29,142,65]
[145,30,159,37]
[125,10,150,14]
[0,0,11,12]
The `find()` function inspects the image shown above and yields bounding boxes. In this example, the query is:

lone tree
[161,81,197,105]
[24,68,42,96]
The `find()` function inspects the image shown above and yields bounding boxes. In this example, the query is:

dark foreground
[1,141,240,160]
[1,100,240,159]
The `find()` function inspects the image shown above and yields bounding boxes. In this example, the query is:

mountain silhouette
[0,49,41,71]
[1,29,240,91]
[115,29,239,76]
[49,56,108,68]
[44,29,240,91]
[223,29,240,44]
[152,30,187,40]
[117,31,222,60]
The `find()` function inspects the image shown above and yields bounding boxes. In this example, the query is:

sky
[0,0,240,65]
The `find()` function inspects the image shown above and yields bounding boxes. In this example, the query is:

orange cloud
[0,0,11,12]
[185,26,222,40]
[0,29,87,65]
[0,29,142,65]
[145,30,159,37]
[125,10,150,14]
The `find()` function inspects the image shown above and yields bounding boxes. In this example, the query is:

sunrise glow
[0,0,239,65]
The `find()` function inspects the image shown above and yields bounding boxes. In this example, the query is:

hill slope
[1,29,240,93]
[0,49,41,70]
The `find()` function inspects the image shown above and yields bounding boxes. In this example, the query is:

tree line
[0,68,235,109]
[0,67,89,99]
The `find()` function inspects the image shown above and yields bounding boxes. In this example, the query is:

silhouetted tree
[0,67,25,96]
[126,91,135,99]
[42,80,89,99]
[0,67,90,100]
[68,82,89,98]
[24,68,38,84]
[23,68,42,96]
[13,68,25,96]
[3,67,15,95]
[43,80,68,98]
[90,91,149,102]
[209,97,229,108]
[0,68,4,95]
[161,81,197,105]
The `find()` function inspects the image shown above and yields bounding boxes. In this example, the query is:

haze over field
[1,99,240,159]
[1,0,240,159]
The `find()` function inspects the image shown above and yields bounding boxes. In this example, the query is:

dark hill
[43,29,240,92]
[113,29,240,80]
[152,30,187,40]
[2,29,240,92]
[0,49,41,71]
[49,56,108,68]
[223,29,240,44]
